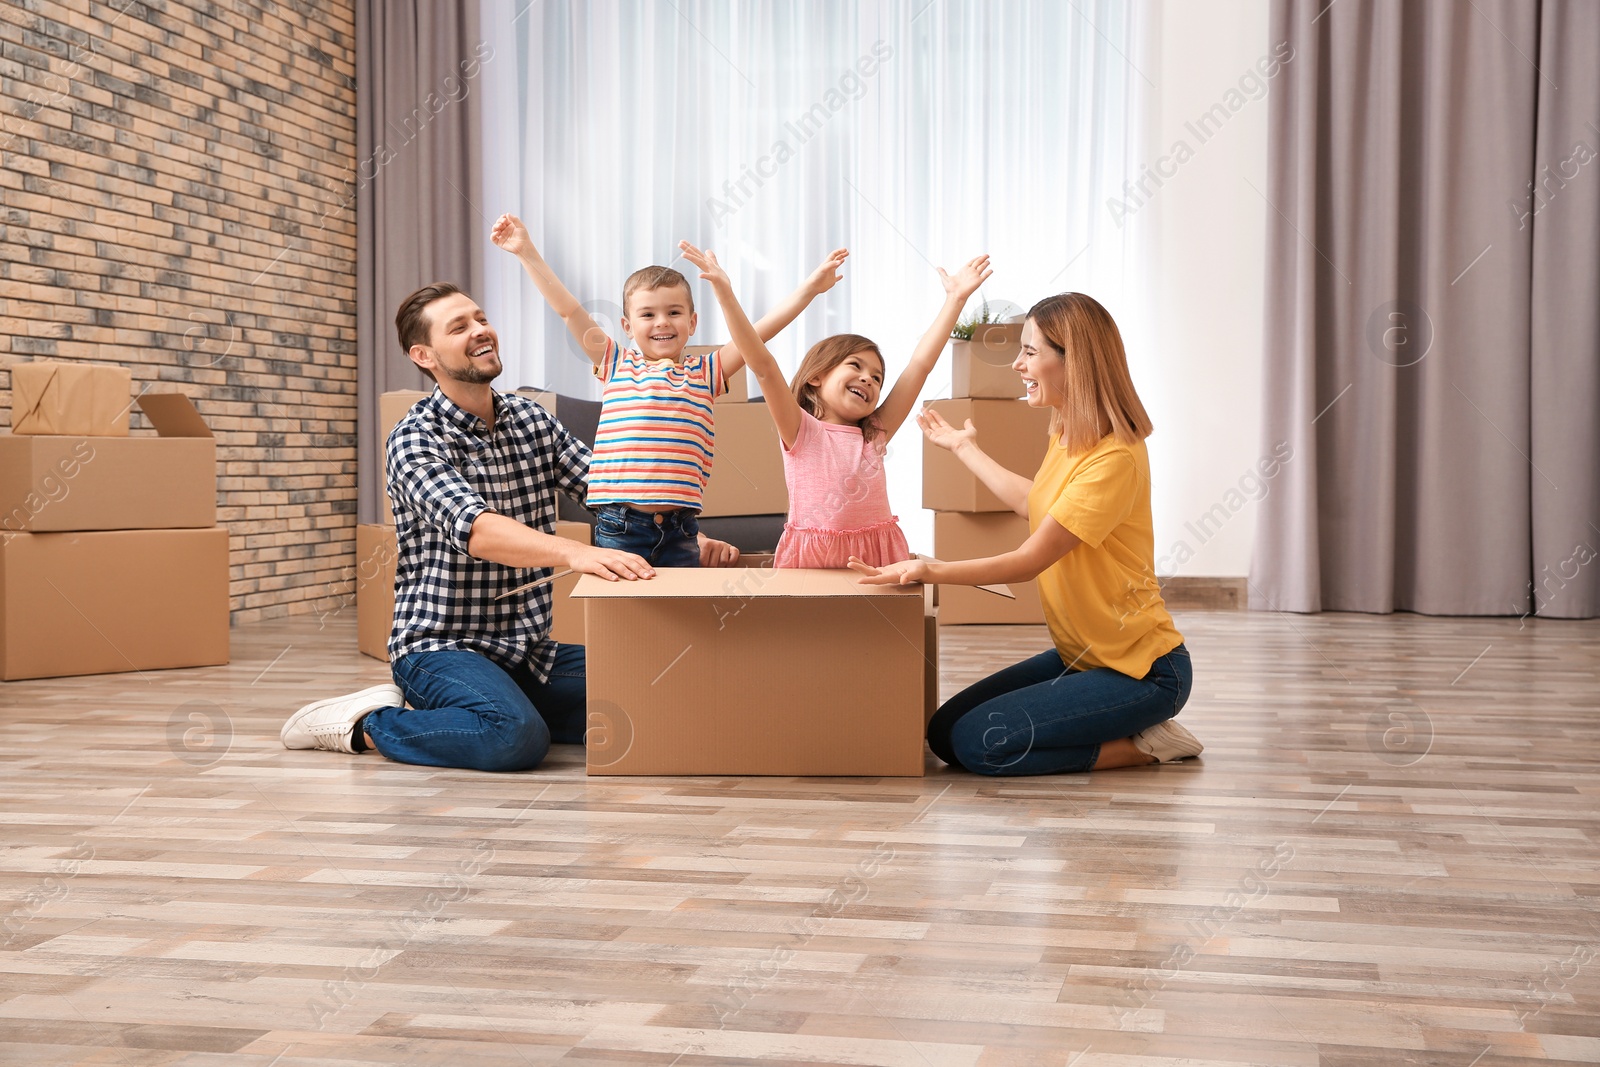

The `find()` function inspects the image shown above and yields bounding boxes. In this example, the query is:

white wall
[1136,0,1272,577]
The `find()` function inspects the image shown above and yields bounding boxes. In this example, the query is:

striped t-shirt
[587,337,726,509]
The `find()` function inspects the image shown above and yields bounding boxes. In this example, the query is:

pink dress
[773,411,912,568]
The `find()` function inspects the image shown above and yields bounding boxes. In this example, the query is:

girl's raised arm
[678,241,806,449]
[873,255,992,439]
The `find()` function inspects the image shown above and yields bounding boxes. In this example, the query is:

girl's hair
[791,334,886,439]
[1027,293,1152,453]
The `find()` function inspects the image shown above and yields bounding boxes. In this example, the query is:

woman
[850,293,1199,775]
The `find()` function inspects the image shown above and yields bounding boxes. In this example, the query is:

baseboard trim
[1159,576,1248,611]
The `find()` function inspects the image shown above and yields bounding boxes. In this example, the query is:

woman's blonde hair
[791,334,885,440]
[1028,293,1152,453]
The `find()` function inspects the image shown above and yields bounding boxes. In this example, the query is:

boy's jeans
[593,504,701,567]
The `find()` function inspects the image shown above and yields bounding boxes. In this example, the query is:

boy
[491,213,847,566]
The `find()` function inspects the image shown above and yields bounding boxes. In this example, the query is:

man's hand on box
[572,544,655,582]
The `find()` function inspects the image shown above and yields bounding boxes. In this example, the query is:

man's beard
[442,358,501,385]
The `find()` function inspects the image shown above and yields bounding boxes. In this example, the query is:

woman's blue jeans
[927,644,1193,776]
[363,644,587,772]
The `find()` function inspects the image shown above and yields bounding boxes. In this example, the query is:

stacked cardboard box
[923,325,1050,625]
[354,387,422,657]
[360,390,591,659]
[676,348,783,518]
[701,397,787,517]
[0,363,230,680]
[377,389,430,526]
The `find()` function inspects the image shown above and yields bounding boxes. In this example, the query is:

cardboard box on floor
[922,398,1052,512]
[0,527,230,680]
[356,520,593,661]
[932,512,1047,625]
[952,322,1025,399]
[578,567,930,776]
[0,393,216,533]
[10,361,132,437]
[702,400,787,517]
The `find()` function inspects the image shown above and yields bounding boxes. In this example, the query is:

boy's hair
[622,266,694,317]
[1028,293,1152,453]
[792,333,885,441]
[395,281,466,382]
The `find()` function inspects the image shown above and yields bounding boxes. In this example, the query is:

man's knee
[478,711,551,772]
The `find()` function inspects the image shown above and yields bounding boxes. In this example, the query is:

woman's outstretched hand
[848,556,930,586]
[917,407,978,454]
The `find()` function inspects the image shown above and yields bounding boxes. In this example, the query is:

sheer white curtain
[476,0,1143,550]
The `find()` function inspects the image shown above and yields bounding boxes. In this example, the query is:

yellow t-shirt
[1028,433,1182,678]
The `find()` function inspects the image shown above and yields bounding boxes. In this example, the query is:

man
[279,282,738,771]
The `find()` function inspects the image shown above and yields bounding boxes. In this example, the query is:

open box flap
[136,393,213,438]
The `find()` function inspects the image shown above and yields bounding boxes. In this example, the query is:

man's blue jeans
[593,504,700,567]
[927,644,1193,776]
[363,644,586,772]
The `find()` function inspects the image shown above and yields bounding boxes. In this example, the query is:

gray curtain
[1252,0,1600,618]
[356,0,485,525]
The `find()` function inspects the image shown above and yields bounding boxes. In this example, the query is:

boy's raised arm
[679,241,806,449]
[873,254,992,440]
[491,213,610,367]
[714,247,849,379]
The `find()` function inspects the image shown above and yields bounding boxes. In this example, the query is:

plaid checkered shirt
[385,388,589,681]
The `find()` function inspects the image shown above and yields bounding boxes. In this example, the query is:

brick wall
[0,0,359,624]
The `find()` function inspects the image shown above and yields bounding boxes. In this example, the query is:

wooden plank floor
[1,609,1598,1066]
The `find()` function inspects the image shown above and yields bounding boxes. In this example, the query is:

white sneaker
[281,683,402,753]
[1131,718,1204,763]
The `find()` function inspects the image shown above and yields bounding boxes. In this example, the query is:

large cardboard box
[921,398,1052,512]
[578,568,929,776]
[378,390,431,525]
[356,520,593,661]
[702,400,787,517]
[952,322,1025,399]
[0,393,216,533]
[932,512,1047,625]
[0,527,229,680]
[10,361,132,437]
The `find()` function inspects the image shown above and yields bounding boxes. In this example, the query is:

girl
[680,241,992,568]
[851,292,1201,777]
